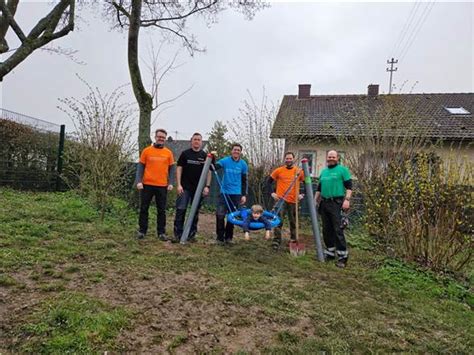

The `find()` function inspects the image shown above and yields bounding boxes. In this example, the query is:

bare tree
[229,88,284,204]
[0,0,75,80]
[143,41,193,127]
[102,0,268,153]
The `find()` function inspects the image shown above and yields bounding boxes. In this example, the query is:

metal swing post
[301,158,325,262]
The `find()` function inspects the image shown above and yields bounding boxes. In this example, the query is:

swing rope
[210,164,238,212]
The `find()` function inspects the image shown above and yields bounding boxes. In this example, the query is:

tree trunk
[128,0,152,153]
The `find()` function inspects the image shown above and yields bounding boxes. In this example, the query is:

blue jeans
[173,189,203,239]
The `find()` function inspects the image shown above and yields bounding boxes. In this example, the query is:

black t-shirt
[177,148,207,192]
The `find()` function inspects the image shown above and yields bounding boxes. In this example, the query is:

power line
[391,1,422,59]
[399,1,436,62]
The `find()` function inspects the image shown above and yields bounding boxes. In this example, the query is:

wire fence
[0,108,65,191]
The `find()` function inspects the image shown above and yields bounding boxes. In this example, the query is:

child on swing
[242,204,272,241]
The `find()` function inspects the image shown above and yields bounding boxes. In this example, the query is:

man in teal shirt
[315,150,353,268]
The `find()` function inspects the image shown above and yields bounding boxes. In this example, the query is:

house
[270,84,474,176]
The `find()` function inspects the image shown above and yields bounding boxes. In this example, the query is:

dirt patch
[85,271,284,352]
[1,267,306,353]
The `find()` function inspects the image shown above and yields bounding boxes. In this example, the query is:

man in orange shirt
[267,152,304,250]
[135,128,175,240]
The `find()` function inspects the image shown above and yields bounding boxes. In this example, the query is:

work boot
[157,234,169,242]
[272,240,280,251]
[336,257,348,268]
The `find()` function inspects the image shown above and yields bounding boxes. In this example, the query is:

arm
[202,170,212,197]
[135,162,145,190]
[342,179,353,210]
[240,173,248,204]
[242,216,250,232]
[314,182,321,204]
[176,166,184,195]
[262,216,272,231]
[167,164,176,191]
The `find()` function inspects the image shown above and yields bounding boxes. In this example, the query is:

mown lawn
[0,188,472,353]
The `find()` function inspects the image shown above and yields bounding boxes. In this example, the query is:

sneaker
[272,241,280,251]
[224,239,234,246]
[188,236,197,243]
[336,258,348,268]
[136,231,145,240]
[171,236,181,244]
[157,234,169,242]
[216,239,225,246]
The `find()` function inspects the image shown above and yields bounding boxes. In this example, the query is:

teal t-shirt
[319,164,351,198]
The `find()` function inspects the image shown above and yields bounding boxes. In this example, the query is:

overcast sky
[1,0,472,140]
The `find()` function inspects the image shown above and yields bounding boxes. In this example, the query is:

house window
[299,151,316,176]
[444,107,470,114]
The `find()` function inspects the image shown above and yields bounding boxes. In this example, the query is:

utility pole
[174,130,178,140]
[386,58,398,94]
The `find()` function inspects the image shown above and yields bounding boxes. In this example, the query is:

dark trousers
[273,201,296,245]
[319,198,348,260]
[138,185,168,235]
[216,194,241,241]
[174,189,203,239]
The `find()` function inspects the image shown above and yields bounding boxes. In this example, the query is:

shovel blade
[289,241,306,257]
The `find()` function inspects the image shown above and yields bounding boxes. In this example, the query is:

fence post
[56,124,65,191]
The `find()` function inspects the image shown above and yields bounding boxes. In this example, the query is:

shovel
[290,170,305,257]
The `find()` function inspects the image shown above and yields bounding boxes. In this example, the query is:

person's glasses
[156,135,166,139]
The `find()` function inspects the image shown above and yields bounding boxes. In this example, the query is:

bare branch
[0,0,26,42]
[152,84,193,111]
[141,0,218,24]
[0,0,75,80]
[111,0,131,19]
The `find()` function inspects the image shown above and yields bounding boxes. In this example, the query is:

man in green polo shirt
[314,150,353,268]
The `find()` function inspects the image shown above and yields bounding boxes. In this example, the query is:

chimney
[367,84,379,97]
[298,84,311,99]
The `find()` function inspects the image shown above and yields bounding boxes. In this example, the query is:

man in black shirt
[173,132,212,243]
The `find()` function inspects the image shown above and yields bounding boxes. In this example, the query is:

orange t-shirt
[139,146,175,187]
[270,166,304,204]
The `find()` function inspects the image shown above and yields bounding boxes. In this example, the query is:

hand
[177,185,184,195]
[167,184,173,191]
[136,182,144,190]
[298,193,305,201]
[244,232,250,241]
[342,199,350,211]
[202,186,210,197]
[240,195,246,205]
[271,192,280,201]
[264,230,271,240]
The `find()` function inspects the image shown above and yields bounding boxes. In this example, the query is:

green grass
[19,292,131,353]
[0,188,472,353]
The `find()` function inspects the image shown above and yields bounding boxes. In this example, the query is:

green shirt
[319,164,352,198]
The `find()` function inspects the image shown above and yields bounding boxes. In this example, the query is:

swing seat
[226,208,281,231]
